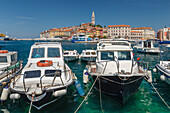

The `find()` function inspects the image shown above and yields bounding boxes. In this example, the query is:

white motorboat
[10,42,75,110]
[63,50,79,62]
[80,50,97,62]
[154,41,170,84]
[85,41,152,104]
[71,34,92,43]
[0,50,22,83]
[133,39,161,54]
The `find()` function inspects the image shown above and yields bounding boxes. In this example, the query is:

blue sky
[0,0,170,38]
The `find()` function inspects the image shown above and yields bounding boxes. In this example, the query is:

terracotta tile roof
[108,25,131,28]
[64,29,72,32]
[81,23,92,26]
[131,31,142,33]
[131,27,152,30]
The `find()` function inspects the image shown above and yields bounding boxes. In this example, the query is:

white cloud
[16,16,38,20]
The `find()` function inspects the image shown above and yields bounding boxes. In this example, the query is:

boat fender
[83,68,89,84]
[0,86,10,101]
[10,93,20,100]
[160,75,166,81]
[153,68,157,73]
[0,50,8,54]
[147,70,152,83]
[53,89,67,97]
[74,79,85,97]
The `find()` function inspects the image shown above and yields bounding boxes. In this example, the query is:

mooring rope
[150,82,170,109]
[28,92,35,113]
[74,75,99,113]
[99,77,104,112]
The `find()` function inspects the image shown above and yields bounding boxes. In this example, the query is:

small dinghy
[63,50,79,62]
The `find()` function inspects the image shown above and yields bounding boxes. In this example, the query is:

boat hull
[64,56,78,62]
[135,48,160,54]
[11,86,71,110]
[156,64,170,84]
[81,57,96,62]
[92,75,143,104]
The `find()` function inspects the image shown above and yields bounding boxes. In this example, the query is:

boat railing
[12,69,71,93]
[96,58,147,74]
[1,60,23,83]
[137,61,149,71]
[39,69,71,91]
[114,56,119,73]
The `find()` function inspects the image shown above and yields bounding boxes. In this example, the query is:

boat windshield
[63,52,69,55]
[24,70,41,78]
[31,48,45,58]
[86,52,90,55]
[45,70,61,77]
[0,56,7,63]
[101,51,114,60]
[144,41,151,48]
[91,52,96,55]
[118,51,131,60]
[48,48,60,58]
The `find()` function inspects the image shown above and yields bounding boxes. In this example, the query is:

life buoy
[0,50,8,53]
[37,60,53,67]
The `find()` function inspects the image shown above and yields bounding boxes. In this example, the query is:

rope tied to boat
[99,77,104,112]
[150,82,170,109]
[74,74,99,113]
[28,92,35,113]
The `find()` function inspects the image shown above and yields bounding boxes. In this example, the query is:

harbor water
[0,40,170,113]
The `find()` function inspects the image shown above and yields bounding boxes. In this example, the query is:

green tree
[103,35,107,39]
[96,24,102,28]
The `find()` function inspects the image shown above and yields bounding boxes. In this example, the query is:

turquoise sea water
[0,41,170,113]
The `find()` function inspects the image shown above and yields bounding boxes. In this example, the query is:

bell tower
[91,11,95,25]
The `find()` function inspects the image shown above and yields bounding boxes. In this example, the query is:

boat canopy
[159,41,170,44]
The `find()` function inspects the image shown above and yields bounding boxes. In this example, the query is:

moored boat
[10,42,75,110]
[86,41,151,104]
[63,50,79,62]
[3,34,12,41]
[80,50,97,62]
[0,50,22,83]
[71,34,92,43]
[154,41,170,84]
[133,39,161,54]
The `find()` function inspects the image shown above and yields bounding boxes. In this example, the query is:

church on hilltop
[81,11,95,27]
